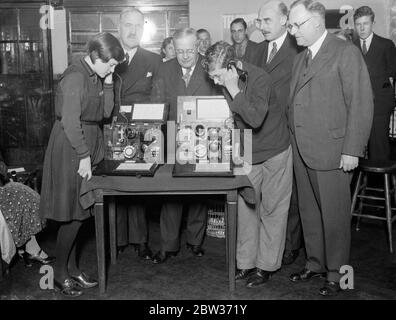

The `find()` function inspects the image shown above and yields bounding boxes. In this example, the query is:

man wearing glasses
[255,1,303,267]
[150,28,219,263]
[287,0,373,296]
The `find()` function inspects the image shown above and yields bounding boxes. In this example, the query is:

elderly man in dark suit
[256,0,303,265]
[230,18,261,67]
[150,28,219,263]
[287,0,373,296]
[353,6,396,161]
[113,8,162,260]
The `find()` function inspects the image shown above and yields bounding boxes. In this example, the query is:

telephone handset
[226,61,248,82]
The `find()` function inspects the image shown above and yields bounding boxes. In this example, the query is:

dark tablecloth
[79,164,255,210]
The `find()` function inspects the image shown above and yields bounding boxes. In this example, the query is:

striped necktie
[267,42,278,64]
[183,68,192,87]
[362,40,368,55]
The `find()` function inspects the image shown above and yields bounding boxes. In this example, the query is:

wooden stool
[351,159,396,253]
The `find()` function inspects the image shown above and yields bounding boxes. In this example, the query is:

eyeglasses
[175,49,196,55]
[287,16,314,32]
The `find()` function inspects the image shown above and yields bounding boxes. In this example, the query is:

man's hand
[339,154,359,172]
[224,65,240,99]
[78,156,92,180]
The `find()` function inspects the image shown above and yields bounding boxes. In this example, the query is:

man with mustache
[113,8,162,260]
[255,0,303,266]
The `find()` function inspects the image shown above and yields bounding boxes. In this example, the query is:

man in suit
[230,18,261,67]
[150,28,219,263]
[114,8,162,259]
[256,0,303,265]
[287,0,373,296]
[197,29,212,57]
[353,6,396,161]
[203,40,292,287]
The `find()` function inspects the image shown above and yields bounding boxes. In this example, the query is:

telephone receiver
[227,61,248,82]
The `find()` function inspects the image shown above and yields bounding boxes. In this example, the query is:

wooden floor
[1,211,395,300]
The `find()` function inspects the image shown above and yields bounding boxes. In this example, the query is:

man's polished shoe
[71,272,98,289]
[54,278,83,297]
[246,268,272,288]
[152,251,178,264]
[289,268,326,282]
[23,250,56,267]
[186,243,204,257]
[319,281,341,296]
[134,243,153,260]
[117,245,128,255]
[235,268,255,281]
[282,249,299,265]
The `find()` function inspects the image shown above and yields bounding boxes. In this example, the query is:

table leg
[109,198,117,265]
[226,191,237,292]
[224,198,229,267]
[94,202,106,294]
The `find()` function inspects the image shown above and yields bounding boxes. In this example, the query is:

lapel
[172,61,187,96]
[260,41,269,70]
[353,33,377,60]
[289,51,306,103]
[295,32,334,93]
[186,55,204,95]
[121,47,147,92]
[365,33,378,61]
[265,33,293,72]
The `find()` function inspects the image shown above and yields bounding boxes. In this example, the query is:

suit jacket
[113,47,162,116]
[256,34,301,113]
[224,62,290,164]
[151,55,220,121]
[353,33,396,115]
[237,40,262,67]
[289,32,374,170]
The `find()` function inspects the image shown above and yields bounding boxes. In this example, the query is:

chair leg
[384,174,393,254]
[351,171,363,226]
[391,174,396,206]
[356,173,367,231]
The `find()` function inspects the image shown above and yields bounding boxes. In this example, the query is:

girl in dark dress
[39,33,124,297]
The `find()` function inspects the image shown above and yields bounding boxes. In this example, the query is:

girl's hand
[78,156,92,180]
[224,66,240,99]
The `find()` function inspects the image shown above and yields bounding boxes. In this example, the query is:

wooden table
[80,163,254,294]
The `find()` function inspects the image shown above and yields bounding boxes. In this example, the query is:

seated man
[202,41,292,287]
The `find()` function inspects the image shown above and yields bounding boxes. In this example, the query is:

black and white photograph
[0,0,395,308]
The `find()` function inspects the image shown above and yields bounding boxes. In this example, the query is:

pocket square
[146,72,152,78]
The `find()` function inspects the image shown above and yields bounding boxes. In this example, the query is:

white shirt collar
[124,47,138,64]
[267,31,288,59]
[182,64,196,75]
[360,32,374,51]
[308,30,328,59]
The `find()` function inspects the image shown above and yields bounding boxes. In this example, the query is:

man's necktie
[305,48,312,69]
[267,42,278,64]
[362,40,368,55]
[124,52,130,65]
[183,68,192,87]
[236,45,244,58]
